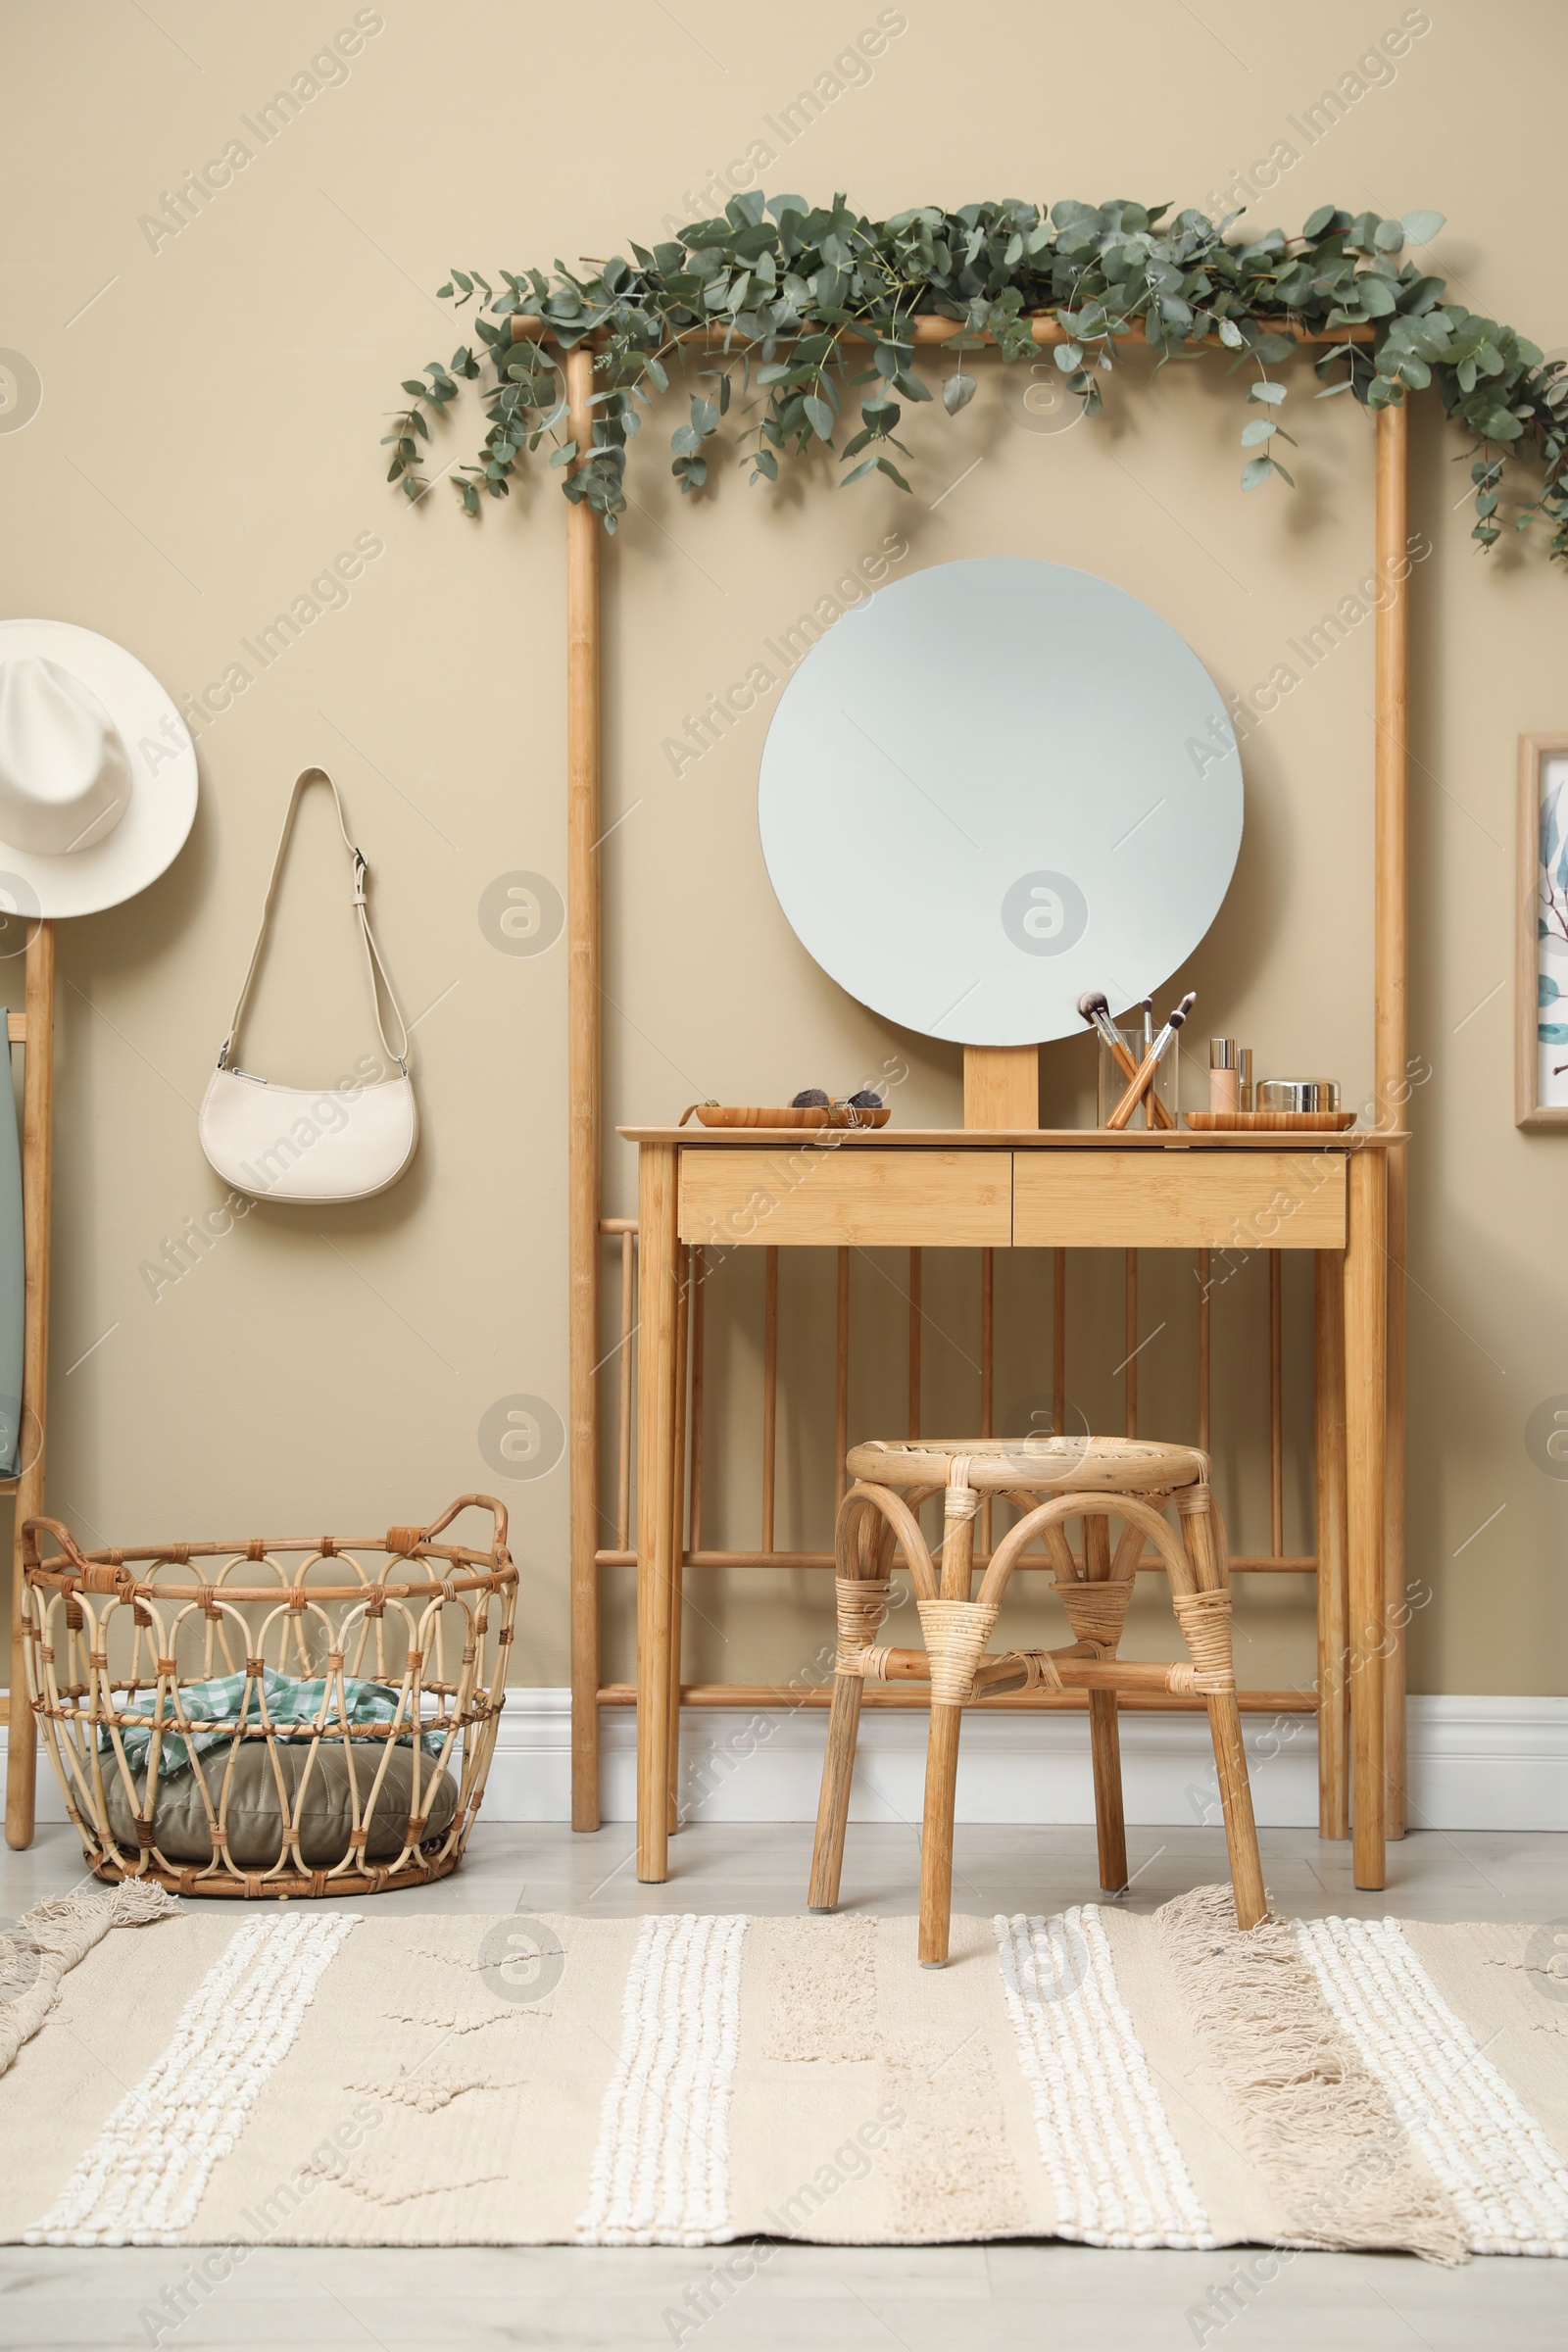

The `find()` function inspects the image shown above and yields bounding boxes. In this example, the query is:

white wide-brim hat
[0,617,197,917]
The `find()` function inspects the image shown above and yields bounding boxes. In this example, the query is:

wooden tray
[681,1103,891,1130]
[1183,1109,1356,1132]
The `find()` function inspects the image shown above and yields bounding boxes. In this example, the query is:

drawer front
[678,1148,1012,1249]
[1011,1150,1347,1250]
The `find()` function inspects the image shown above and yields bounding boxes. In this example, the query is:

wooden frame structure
[557,319,1412,1883]
[3,918,57,1848]
[1516,731,1568,1131]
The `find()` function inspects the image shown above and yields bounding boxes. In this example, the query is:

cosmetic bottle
[1210,1039,1240,1114]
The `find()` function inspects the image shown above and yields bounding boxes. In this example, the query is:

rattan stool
[808,1437,1266,1964]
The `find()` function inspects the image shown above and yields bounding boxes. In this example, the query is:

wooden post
[761,1246,778,1553]
[834,1247,850,1512]
[963,1044,1038,1128]
[979,1248,994,1556]
[1053,1247,1066,1439]
[1315,1249,1349,1838]
[907,1249,921,1441]
[1269,1253,1284,1559]
[1375,398,1409,1839]
[1197,1248,1211,1456]
[688,1245,706,1554]
[665,1241,689,1835]
[1345,1147,1388,1890]
[635,1142,679,1882]
[1123,1250,1138,1440]
[6,918,53,1851]
[566,346,603,1836]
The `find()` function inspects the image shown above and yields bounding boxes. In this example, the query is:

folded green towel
[99,1666,446,1778]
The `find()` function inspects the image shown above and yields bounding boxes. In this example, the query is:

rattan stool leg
[1082,1514,1129,1895]
[919,1700,962,1966]
[1206,1691,1267,1930]
[1089,1692,1128,1895]
[809,1671,862,1911]
[809,1493,900,1912]
[1177,1485,1267,1931]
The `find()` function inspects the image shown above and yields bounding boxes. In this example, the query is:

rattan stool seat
[847,1435,1205,1496]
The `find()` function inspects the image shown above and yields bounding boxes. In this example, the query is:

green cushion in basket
[103,1738,460,1870]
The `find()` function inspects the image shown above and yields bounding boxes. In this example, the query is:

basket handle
[392,1494,511,1562]
[22,1516,92,1578]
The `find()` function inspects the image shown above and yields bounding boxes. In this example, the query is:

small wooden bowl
[681,1103,892,1130]
[1183,1109,1357,1132]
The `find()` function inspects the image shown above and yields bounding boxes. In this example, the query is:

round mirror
[757,558,1242,1045]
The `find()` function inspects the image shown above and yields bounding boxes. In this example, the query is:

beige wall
[0,0,1563,1703]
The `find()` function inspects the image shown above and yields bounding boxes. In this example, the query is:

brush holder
[1096,1025,1181,1127]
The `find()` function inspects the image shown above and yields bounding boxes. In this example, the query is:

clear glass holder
[1096,1025,1181,1128]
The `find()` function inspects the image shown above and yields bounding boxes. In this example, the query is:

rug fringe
[1156,1885,1466,2265]
[0,1879,179,2081]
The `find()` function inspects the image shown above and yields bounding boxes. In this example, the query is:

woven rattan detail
[1053,1573,1136,1654]
[916,1597,1001,1705]
[1010,1648,1065,1691]
[834,1576,891,1670]
[943,1468,979,1526]
[1172,1588,1236,1682]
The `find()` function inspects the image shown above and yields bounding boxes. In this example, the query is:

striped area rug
[2,1884,1566,2257]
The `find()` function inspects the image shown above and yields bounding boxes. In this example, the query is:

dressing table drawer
[1011,1150,1347,1250]
[678,1147,1012,1248]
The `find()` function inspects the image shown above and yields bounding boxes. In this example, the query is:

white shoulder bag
[199,766,417,1203]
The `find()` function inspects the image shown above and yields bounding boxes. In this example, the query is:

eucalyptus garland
[385,194,1568,559]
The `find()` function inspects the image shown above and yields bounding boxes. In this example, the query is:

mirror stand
[963,1044,1039,1129]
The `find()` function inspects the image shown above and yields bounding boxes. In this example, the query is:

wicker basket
[20,1494,516,1898]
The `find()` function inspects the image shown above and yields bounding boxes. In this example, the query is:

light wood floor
[2,1821,1566,2348]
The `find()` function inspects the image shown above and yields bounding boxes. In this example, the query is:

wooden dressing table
[623,1106,1399,1895]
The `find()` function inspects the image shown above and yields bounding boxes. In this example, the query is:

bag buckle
[352,849,368,907]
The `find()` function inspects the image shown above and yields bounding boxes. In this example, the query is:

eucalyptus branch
[385,194,1568,558]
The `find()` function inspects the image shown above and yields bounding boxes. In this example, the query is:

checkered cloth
[100,1665,445,1778]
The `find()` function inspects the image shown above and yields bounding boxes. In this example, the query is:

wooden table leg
[665,1242,689,1836]
[636,1143,680,1883]
[1384,1141,1407,1837]
[1345,1149,1388,1891]
[1314,1249,1348,1839]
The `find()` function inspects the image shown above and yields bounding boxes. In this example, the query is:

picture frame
[1518,731,1568,1129]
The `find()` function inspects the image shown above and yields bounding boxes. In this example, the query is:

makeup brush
[1106,991,1196,1131]
[1077,991,1176,1129]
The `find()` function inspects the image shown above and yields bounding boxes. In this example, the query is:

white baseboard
[5,1693,1564,1835]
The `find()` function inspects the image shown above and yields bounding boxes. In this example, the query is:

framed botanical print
[1519,732,1568,1129]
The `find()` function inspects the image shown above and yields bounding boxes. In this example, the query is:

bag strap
[217,766,411,1076]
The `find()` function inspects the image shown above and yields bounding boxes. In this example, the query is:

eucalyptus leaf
[942,371,977,415]
[1401,210,1446,245]
[1241,455,1276,490]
